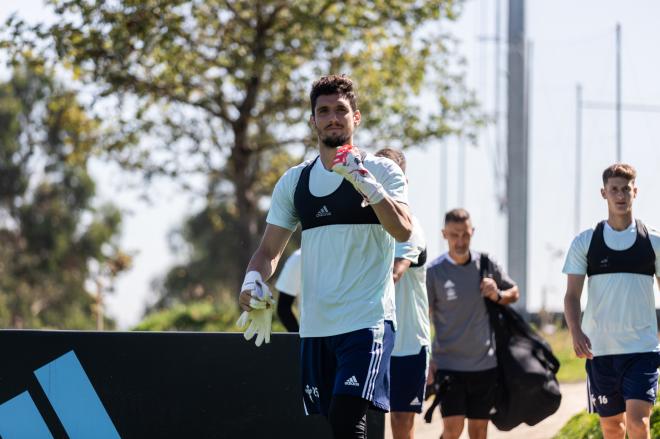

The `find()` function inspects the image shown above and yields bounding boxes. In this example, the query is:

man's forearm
[498,286,519,305]
[371,197,412,242]
[393,258,412,284]
[564,294,583,334]
[245,250,280,284]
[242,223,292,288]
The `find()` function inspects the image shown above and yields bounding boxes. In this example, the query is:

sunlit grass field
[543,328,587,383]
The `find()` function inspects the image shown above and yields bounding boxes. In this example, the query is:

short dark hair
[375,148,406,173]
[602,163,636,185]
[310,74,358,116]
[444,208,471,225]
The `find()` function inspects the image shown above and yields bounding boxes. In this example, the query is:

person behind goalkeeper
[238,74,412,439]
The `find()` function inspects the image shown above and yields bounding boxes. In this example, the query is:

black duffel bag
[481,253,562,431]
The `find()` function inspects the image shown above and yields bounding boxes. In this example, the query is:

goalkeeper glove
[331,144,387,206]
[236,271,276,347]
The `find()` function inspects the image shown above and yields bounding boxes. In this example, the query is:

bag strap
[479,252,490,279]
[480,253,502,360]
[423,372,450,423]
[479,252,497,312]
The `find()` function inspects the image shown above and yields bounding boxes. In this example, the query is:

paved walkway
[384,381,586,439]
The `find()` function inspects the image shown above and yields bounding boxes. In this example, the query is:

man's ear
[353,109,361,126]
[600,187,607,199]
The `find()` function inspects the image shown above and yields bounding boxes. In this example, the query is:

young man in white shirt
[375,148,431,439]
[238,75,412,439]
[564,163,660,439]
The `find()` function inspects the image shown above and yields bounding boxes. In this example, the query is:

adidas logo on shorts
[344,376,360,387]
[409,397,422,406]
[316,205,332,218]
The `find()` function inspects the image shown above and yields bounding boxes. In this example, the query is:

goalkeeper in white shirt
[238,74,412,439]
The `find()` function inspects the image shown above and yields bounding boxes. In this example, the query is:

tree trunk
[230,71,264,292]
[230,133,259,292]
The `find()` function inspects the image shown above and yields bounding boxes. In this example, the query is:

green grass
[553,410,602,439]
[553,400,660,438]
[544,328,587,383]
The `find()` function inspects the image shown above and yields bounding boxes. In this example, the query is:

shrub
[553,411,602,439]
[555,402,660,438]
[134,300,285,333]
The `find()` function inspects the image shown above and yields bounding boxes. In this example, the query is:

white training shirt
[275,249,302,297]
[392,215,431,357]
[266,154,408,338]
[563,220,660,356]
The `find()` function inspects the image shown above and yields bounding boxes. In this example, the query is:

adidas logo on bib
[344,376,360,387]
[410,397,422,406]
[316,205,332,217]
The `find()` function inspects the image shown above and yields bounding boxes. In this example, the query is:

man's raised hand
[331,145,387,206]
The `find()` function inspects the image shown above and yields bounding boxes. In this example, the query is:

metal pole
[458,140,466,206]
[575,84,582,235]
[495,0,502,164]
[616,23,622,162]
[507,0,528,313]
[440,142,448,251]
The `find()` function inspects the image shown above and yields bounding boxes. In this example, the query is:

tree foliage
[149,200,300,311]
[0,57,130,328]
[3,0,483,309]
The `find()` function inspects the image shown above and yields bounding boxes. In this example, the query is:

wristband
[241,271,263,293]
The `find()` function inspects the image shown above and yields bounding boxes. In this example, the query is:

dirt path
[384,381,586,439]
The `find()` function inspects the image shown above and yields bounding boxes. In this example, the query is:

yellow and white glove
[236,271,276,347]
[331,144,388,206]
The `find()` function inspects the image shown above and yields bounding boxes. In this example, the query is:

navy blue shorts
[390,346,429,413]
[300,321,395,416]
[586,351,660,417]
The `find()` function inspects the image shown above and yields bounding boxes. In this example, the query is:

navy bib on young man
[586,220,656,277]
[293,157,380,231]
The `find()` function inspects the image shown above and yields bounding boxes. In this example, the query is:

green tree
[3,0,483,308]
[0,57,130,329]
[149,151,299,310]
